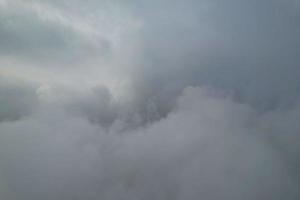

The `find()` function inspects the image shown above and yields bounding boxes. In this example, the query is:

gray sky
[0,0,300,199]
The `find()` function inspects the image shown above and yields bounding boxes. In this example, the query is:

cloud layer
[1,87,300,200]
[0,0,300,199]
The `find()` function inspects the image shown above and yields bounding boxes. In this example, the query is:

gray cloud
[0,76,38,122]
[0,0,300,199]
[128,0,300,112]
[64,86,118,127]
[0,1,111,64]
[1,87,300,200]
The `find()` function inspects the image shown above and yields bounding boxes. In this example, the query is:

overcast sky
[0,0,300,199]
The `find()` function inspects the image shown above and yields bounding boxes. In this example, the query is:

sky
[0,0,300,199]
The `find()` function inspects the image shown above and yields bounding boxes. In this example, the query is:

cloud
[0,76,38,122]
[128,0,300,112]
[1,0,298,111]
[0,0,300,199]
[0,87,300,200]
[63,85,118,127]
[0,0,111,64]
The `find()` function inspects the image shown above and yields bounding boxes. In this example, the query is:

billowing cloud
[0,87,300,199]
[0,0,300,199]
